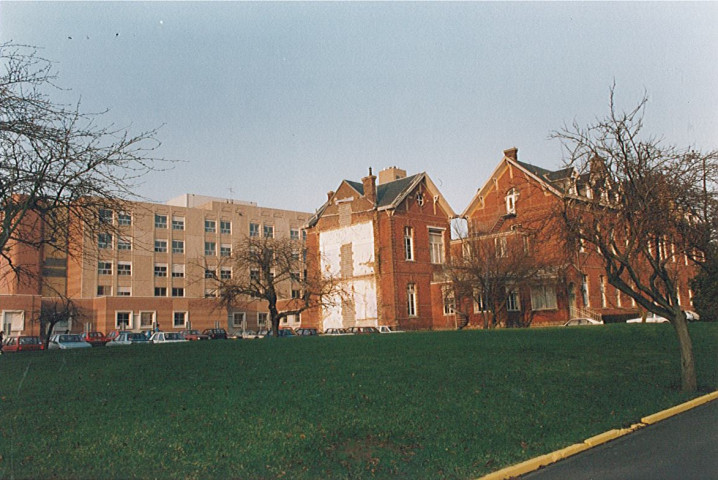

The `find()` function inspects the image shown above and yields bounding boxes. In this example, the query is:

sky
[2,2,717,215]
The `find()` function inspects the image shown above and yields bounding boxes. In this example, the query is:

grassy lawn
[1,324,716,479]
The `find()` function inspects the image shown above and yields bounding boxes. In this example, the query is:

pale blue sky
[2,2,716,213]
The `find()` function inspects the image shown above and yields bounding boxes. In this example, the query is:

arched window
[505,188,518,215]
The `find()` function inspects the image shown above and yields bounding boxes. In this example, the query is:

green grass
[1,324,717,479]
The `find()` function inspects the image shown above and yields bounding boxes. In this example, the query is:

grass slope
[1,324,716,479]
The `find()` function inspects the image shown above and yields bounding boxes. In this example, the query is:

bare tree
[0,43,164,286]
[38,296,81,348]
[551,87,718,392]
[214,235,343,337]
[447,226,561,329]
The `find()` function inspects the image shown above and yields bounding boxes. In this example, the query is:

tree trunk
[672,314,697,392]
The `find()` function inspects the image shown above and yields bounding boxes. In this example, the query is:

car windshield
[60,335,82,342]
[166,333,181,340]
[129,333,146,340]
[19,337,40,344]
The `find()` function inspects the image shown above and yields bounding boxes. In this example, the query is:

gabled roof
[305,171,456,228]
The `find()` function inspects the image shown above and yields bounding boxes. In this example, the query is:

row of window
[110,310,293,330]
[100,209,132,226]
[154,214,305,241]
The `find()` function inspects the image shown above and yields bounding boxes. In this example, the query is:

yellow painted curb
[478,390,718,480]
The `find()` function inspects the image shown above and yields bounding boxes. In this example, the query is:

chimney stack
[362,167,377,204]
[378,166,407,185]
[504,147,518,161]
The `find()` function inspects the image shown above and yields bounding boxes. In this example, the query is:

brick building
[0,194,311,336]
[303,167,457,331]
[456,148,697,327]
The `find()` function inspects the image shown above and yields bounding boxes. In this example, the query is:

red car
[106,330,131,342]
[82,331,109,346]
[2,336,45,353]
[180,329,210,341]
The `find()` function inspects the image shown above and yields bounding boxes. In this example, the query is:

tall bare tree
[213,235,343,337]
[0,43,163,285]
[552,87,718,392]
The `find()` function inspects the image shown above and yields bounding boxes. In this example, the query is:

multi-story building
[0,194,311,336]
[456,148,698,327]
[303,167,457,331]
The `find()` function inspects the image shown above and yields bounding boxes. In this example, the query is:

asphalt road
[521,399,718,480]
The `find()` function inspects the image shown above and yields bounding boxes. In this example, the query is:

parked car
[324,328,353,336]
[265,328,296,338]
[2,336,44,353]
[295,328,318,336]
[180,329,210,341]
[106,330,131,342]
[256,329,270,338]
[202,328,228,340]
[563,318,603,327]
[626,313,670,324]
[82,331,109,346]
[241,330,259,339]
[47,334,92,350]
[346,326,379,334]
[377,325,404,333]
[149,331,188,344]
[106,332,151,346]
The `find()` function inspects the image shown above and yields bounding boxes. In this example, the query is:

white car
[377,325,404,333]
[149,331,188,344]
[106,332,150,346]
[563,318,603,326]
[626,313,670,324]
[47,334,92,349]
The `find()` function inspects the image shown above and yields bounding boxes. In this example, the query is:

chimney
[504,147,518,161]
[378,166,407,185]
[362,167,377,204]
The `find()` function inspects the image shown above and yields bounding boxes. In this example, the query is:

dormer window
[505,188,518,215]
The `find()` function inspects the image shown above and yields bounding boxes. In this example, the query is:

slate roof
[345,174,423,209]
[515,160,576,193]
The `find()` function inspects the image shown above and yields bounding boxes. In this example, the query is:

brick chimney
[362,168,377,204]
[378,166,407,185]
[504,147,518,161]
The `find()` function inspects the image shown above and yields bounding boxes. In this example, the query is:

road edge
[479,390,718,480]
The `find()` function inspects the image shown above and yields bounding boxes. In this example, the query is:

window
[495,237,507,258]
[97,285,111,296]
[250,269,259,282]
[98,233,112,249]
[404,226,414,261]
[257,312,268,327]
[204,242,216,256]
[292,289,302,299]
[220,268,232,280]
[172,287,184,297]
[581,275,590,307]
[407,283,417,317]
[172,216,185,231]
[172,240,184,254]
[443,290,455,315]
[154,264,167,277]
[117,286,131,296]
[172,264,185,278]
[118,237,131,251]
[154,240,167,253]
[264,225,274,238]
[599,276,607,308]
[118,212,132,226]
[205,268,217,279]
[204,288,217,298]
[232,312,246,328]
[249,223,260,237]
[98,261,112,275]
[507,290,520,311]
[473,291,487,313]
[505,188,518,215]
[205,219,216,233]
[428,229,444,264]
[616,287,622,307]
[220,220,231,234]
[155,214,167,229]
[523,236,531,255]
[416,192,424,206]
[173,311,187,328]
[117,262,132,276]
[99,209,113,224]
[115,311,131,329]
[290,229,300,241]
[154,287,167,297]
[220,244,232,257]
[139,312,154,329]
[530,285,557,311]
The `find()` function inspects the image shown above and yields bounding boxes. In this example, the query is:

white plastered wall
[319,221,378,330]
